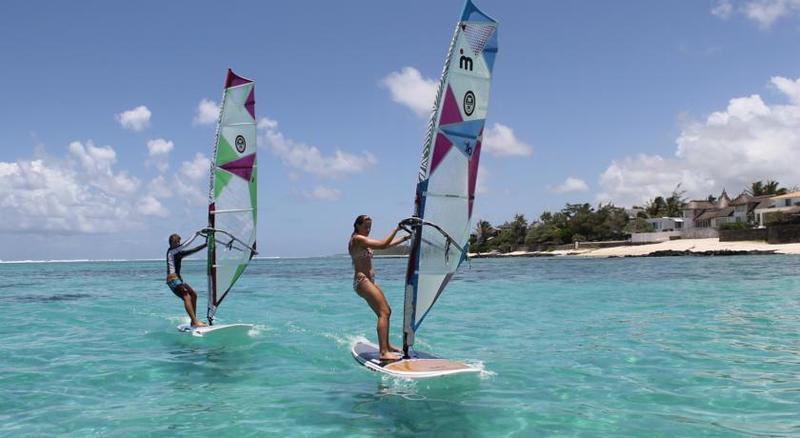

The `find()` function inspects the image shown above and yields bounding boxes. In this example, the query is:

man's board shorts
[167,278,187,298]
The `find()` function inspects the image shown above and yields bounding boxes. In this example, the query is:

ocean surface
[2,255,799,436]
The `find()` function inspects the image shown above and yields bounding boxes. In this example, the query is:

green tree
[747,180,788,196]
[525,224,562,249]
[624,217,655,233]
[645,196,667,217]
[664,185,687,217]
[474,219,494,244]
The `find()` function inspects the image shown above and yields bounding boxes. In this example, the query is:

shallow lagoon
[2,255,799,436]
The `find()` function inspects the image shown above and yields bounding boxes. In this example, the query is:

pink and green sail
[207,69,258,323]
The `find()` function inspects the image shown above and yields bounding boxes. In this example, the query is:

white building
[754,191,800,227]
[645,217,684,232]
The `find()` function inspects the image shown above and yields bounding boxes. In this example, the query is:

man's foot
[389,344,402,353]
[379,351,402,361]
[191,320,208,327]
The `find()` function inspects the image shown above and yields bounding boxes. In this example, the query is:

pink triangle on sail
[430,133,453,176]
[439,85,463,126]
[225,69,253,89]
[245,87,256,120]
[467,140,482,218]
[219,154,255,181]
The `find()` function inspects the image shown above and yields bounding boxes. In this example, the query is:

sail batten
[207,69,258,324]
[403,0,498,352]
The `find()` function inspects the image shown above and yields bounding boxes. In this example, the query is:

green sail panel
[214,168,233,200]
[216,135,239,165]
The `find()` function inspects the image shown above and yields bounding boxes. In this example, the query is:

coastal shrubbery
[470,203,629,253]
[468,179,798,254]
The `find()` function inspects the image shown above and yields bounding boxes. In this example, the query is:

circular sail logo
[235,135,246,153]
[463,91,476,117]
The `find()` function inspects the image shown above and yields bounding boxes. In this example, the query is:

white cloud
[259,117,377,179]
[0,143,145,234]
[173,153,210,206]
[552,177,590,194]
[146,138,174,173]
[147,138,174,156]
[180,153,210,181]
[147,175,173,199]
[194,98,219,125]
[69,141,139,196]
[476,165,489,195]
[711,0,733,19]
[483,123,533,157]
[744,0,793,27]
[598,76,800,206]
[0,138,218,234]
[712,0,800,28]
[305,186,341,201]
[771,76,800,103]
[116,105,151,131]
[381,67,438,118]
[138,195,168,217]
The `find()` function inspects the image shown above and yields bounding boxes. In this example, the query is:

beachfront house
[729,193,771,224]
[753,191,800,227]
[681,191,770,229]
[681,200,715,229]
[646,217,683,232]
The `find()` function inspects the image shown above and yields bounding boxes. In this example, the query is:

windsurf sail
[207,69,258,324]
[402,0,498,353]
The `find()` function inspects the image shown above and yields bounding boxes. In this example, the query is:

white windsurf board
[177,323,253,338]
[351,341,480,379]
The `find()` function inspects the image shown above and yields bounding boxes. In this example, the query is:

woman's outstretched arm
[352,226,409,250]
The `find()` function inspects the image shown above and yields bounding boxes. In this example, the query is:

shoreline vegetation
[470,238,800,258]
[374,238,800,259]
[464,179,800,258]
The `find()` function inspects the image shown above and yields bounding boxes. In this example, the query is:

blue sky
[1,0,799,260]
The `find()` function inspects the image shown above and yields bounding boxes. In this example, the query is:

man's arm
[176,232,207,257]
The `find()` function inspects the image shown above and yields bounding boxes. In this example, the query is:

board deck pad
[351,341,480,378]
[176,323,253,338]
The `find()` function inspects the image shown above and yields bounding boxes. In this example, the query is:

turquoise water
[2,255,799,436]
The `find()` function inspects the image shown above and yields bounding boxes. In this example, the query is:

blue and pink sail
[403,1,499,352]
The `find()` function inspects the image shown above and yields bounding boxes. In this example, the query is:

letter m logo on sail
[459,52,473,71]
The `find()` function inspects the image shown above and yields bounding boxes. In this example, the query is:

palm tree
[665,185,687,217]
[645,196,667,217]
[474,220,494,244]
[747,180,788,196]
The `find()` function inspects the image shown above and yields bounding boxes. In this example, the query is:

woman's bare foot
[192,320,207,327]
[389,344,402,353]
[379,351,402,361]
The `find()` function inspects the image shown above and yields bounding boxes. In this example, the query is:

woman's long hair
[350,215,369,251]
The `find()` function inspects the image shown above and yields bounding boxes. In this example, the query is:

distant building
[681,190,770,229]
[682,200,715,229]
[753,191,800,227]
[646,217,683,232]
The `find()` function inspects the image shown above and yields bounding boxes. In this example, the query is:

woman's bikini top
[349,237,373,263]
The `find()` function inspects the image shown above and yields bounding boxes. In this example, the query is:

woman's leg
[357,279,399,360]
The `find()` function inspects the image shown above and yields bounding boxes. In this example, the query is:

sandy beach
[472,238,800,258]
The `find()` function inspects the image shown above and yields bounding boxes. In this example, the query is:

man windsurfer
[166,232,207,327]
[349,215,411,360]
